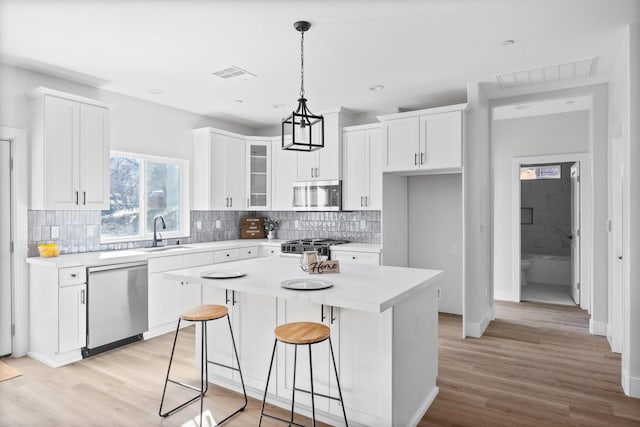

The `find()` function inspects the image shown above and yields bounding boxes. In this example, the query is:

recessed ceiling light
[566,100,576,104]
[502,40,515,46]
[369,85,385,92]
[149,88,165,94]
[272,104,285,109]
[235,99,244,103]
[515,104,530,110]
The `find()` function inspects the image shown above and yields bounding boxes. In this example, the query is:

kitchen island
[166,256,442,427]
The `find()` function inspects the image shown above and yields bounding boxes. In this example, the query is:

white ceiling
[0,0,638,129]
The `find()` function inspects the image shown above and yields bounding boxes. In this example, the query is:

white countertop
[26,239,288,268]
[329,242,381,253]
[165,256,442,313]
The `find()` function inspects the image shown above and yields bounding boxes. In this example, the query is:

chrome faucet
[153,215,167,247]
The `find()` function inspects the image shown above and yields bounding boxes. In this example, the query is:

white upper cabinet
[271,136,298,211]
[192,128,246,210]
[28,88,111,210]
[379,104,466,174]
[295,110,344,181]
[342,124,382,210]
[245,138,272,210]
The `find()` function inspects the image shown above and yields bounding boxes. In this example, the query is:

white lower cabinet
[147,252,214,338]
[58,283,87,353]
[202,287,277,392]
[28,264,88,367]
[261,245,282,257]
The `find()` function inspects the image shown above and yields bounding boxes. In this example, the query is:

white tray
[200,271,246,279]
[281,278,333,291]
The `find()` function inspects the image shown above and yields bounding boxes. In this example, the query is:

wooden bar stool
[258,321,348,426]
[159,304,247,426]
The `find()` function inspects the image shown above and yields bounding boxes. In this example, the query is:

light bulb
[296,122,309,143]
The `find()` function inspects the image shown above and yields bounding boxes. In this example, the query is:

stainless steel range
[281,238,349,259]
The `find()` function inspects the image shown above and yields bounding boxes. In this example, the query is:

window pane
[146,162,180,233]
[101,156,140,238]
[520,165,561,180]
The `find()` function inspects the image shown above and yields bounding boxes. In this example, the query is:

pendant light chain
[300,30,305,98]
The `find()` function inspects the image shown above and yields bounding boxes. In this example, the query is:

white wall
[464,82,492,337]
[609,22,640,399]
[408,174,462,314]
[0,63,256,161]
[492,111,589,302]
[381,174,408,267]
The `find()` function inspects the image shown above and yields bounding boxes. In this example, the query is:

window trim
[101,151,190,244]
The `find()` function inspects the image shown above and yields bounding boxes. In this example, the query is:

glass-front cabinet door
[246,139,272,209]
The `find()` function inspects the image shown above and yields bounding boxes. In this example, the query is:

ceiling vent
[496,57,597,89]
[212,65,257,80]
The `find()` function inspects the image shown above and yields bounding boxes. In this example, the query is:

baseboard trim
[622,368,640,398]
[465,308,492,338]
[407,386,439,426]
[589,319,607,336]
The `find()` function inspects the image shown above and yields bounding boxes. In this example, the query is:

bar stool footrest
[260,412,308,427]
[293,386,343,402]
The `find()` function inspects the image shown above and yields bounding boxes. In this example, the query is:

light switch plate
[196,221,202,230]
[51,226,59,239]
[215,220,221,229]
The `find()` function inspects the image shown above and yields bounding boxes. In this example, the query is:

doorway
[519,161,578,306]
[0,138,12,356]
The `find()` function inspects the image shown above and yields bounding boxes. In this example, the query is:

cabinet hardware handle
[70,273,78,278]
[414,153,418,165]
[330,306,336,324]
[421,152,425,164]
[75,190,79,205]
[232,290,237,306]
[360,196,364,207]
[321,304,326,322]
[619,256,623,260]
[80,289,85,304]
[365,196,369,206]
[225,289,230,304]
[225,197,228,207]
[230,197,232,207]
[247,198,250,207]
[83,191,86,205]
[352,256,356,260]
[315,167,319,177]
[311,167,314,177]
[226,253,230,257]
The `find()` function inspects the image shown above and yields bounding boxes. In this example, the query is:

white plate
[200,271,246,279]
[281,278,333,291]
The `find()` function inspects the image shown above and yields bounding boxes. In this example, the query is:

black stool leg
[290,344,298,425]
[329,337,348,426]
[159,318,182,417]
[258,339,278,426]
[200,321,206,427]
[309,343,316,427]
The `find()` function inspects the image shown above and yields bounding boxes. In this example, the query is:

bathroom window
[520,165,561,180]
[101,151,190,242]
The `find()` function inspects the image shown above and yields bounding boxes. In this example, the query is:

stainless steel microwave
[292,180,342,211]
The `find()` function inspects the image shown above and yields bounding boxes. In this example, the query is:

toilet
[520,258,532,287]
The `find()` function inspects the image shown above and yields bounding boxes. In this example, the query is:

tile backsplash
[28,209,381,256]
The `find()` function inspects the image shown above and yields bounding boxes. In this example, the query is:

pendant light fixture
[282,20,324,151]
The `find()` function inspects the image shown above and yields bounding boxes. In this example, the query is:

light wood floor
[2,301,639,426]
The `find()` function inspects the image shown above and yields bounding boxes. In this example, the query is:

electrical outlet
[51,226,59,239]
[215,220,221,229]
[360,220,366,230]
[451,245,458,255]
[196,221,202,230]
[294,220,299,229]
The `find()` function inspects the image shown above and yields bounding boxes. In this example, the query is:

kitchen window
[101,152,190,242]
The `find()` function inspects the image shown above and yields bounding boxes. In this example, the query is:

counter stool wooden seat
[159,304,247,426]
[258,321,348,427]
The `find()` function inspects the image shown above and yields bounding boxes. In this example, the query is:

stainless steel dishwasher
[84,261,148,357]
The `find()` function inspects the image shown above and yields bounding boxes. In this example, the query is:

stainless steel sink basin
[136,245,193,253]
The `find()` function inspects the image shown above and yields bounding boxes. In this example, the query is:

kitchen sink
[135,245,194,253]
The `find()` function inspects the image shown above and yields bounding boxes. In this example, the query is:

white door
[0,139,11,356]
[570,163,580,304]
[342,129,366,210]
[383,117,419,171]
[367,128,383,210]
[224,135,246,210]
[79,104,110,209]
